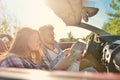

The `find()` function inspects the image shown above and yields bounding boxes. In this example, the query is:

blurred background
[0,0,119,42]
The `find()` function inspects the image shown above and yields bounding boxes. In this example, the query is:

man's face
[42,30,55,45]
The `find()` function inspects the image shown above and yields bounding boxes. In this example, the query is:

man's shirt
[42,41,65,70]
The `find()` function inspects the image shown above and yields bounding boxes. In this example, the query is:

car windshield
[84,0,120,35]
[83,0,110,28]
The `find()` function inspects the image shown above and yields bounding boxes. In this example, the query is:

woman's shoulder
[6,53,21,61]
[0,53,24,67]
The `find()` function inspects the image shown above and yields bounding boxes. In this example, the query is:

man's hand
[63,48,70,56]
[54,56,72,70]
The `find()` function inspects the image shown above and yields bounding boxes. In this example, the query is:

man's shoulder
[54,41,60,47]
[54,41,59,44]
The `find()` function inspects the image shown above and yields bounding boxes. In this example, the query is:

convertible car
[0,0,120,80]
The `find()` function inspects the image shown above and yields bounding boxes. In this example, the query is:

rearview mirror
[45,0,99,26]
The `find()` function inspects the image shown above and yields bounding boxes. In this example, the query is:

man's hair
[39,24,54,34]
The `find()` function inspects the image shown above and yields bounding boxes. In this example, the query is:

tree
[59,32,79,42]
[0,0,18,36]
[0,20,10,34]
[102,0,120,35]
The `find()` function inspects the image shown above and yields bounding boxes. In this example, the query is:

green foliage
[0,20,10,34]
[0,2,19,37]
[59,32,79,42]
[110,0,120,10]
[82,32,93,42]
[102,0,120,35]
[103,18,120,35]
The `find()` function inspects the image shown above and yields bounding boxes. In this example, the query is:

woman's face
[28,32,41,51]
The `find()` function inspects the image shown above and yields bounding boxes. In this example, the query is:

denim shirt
[42,41,65,70]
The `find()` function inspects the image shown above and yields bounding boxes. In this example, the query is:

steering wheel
[0,34,13,41]
[83,34,95,58]
[83,34,107,72]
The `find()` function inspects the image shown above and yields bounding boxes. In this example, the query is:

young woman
[0,27,49,70]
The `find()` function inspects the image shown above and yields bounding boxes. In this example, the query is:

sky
[2,0,113,41]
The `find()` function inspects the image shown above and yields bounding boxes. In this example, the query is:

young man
[39,24,71,70]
